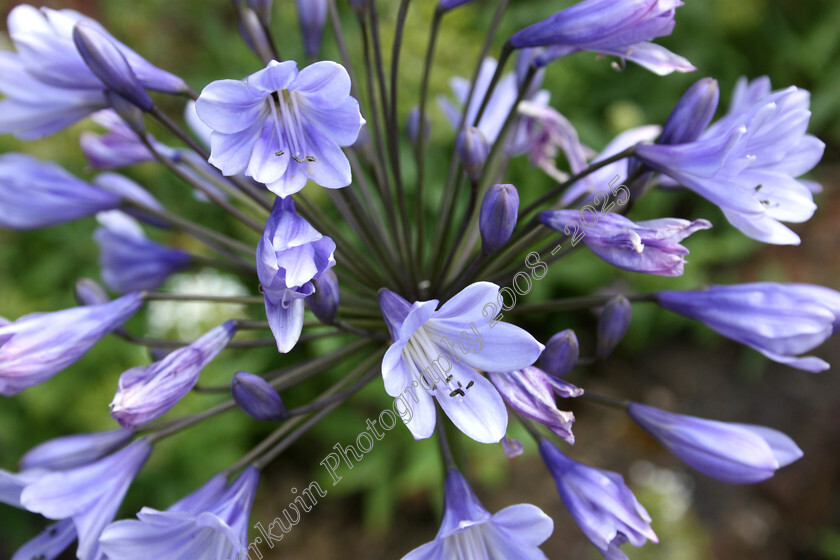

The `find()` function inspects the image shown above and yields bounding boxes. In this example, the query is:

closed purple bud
[406,106,430,148]
[437,0,477,12]
[297,0,328,57]
[597,295,631,358]
[110,321,237,428]
[73,22,154,111]
[231,371,286,421]
[457,126,490,181]
[307,268,340,324]
[74,278,111,306]
[20,429,133,471]
[0,293,143,396]
[659,78,719,145]
[480,184,519,254]
[627,403,803,484]
[540,329,579,378]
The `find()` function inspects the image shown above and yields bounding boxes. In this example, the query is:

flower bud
[597,295,631,358]
[72,22,154,111]
[75,278,111,306]
[245,0,273,24]
[406,106,430,149]
[231,371,287,421]
[539,329,578,378]
[297,0,328,58]
[479,183,519,254]
[659,78,719,145]
[307,269,340,324]
[457,126,489,181]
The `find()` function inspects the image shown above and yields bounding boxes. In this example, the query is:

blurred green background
[1,0,839,558]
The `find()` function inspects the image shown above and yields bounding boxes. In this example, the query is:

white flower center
[401,325,474,399]
[446,524,491,558]
[268,89,315,164]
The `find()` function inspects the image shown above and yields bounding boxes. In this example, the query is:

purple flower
[659,77,719,146]
[0,5,185,138]
[307,268,340,324]
[597,295,632,358]
[20,438,152,560]
[296,0,328,58]
[99,467,260,560]
[540,211,711,276]
[80,110,157,169]
[636,81,823,245]
[456,126,489,181]
[511,0,694,76]
[0,292,143,396]
[438,57,550,153]
[20,429,133,471]
[196,60,364,197]
[94,211,191,293]
[379,282,544,443]
[402,468,553,559]
[110,322,237,428]
[0,153,122,230]
[517,101,595,182]
[656,283,838,372]
[627,403,803,484]
[257,197,336,352]
[489,366,582,444]
[540,439,658,559]
[437,0,477,12]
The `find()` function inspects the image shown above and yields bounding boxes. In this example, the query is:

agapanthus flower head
[489,366,581,444]
[0,5,185,138]
[20,428,133,471]
[636,81,824,245]
[100,466,260,560]
[627,403,803,484]
[541,211,711,276]
[196,59,364,197]
[656,282,838,372]
[20,438,152,560]
[402,468,554,559]
[540,439,658,559]
[0,292,143,396]
[511,0,695,76]
[0,153,122,230]
[94,211,192,293]
[257,197,336,352]
[110,321,237,428]
[379,282,544,443]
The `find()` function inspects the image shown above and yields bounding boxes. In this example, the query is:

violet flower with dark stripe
[110,321,237,428]
[657,283,838,372]
[20,438,152,560]
[0,153,122,230]
[511,0,694,75]
[94,211,191,293]
[627,403,803,484]
[100,466,259,560]
[0,292,143,396]
[540,439,658,559]
[541,211,711,276]
[489,366,582,444]
[258,197,336,352]
[196,59,364,197]
[380,282,544,443]
[402,469,553,560]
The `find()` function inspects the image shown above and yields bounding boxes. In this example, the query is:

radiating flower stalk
[0,1,835,559]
